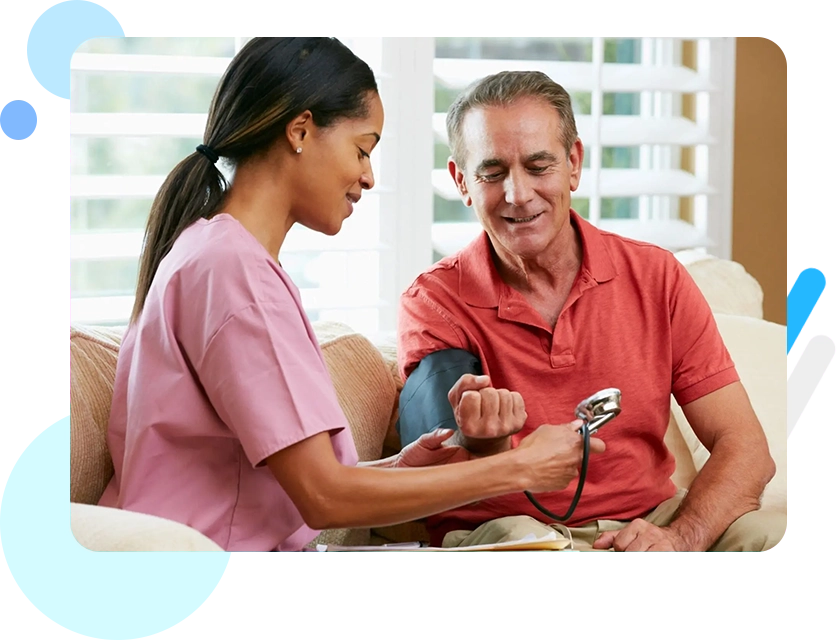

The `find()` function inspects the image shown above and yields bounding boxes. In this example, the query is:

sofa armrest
[71,503,224,552]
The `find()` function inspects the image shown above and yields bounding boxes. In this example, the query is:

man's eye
[479,173,503,182]
[529,166,549,173]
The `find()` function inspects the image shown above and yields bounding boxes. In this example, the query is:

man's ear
[568,138,584,192]
[448,157,472,207]
[286,110,313,153]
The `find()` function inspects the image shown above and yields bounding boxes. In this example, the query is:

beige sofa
[69,252,786,551]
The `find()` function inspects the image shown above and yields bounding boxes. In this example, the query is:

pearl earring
[296,147,302,154]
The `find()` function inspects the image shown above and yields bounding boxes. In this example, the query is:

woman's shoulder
[165,214,300,317]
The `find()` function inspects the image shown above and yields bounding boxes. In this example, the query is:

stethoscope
[524,388,622,521]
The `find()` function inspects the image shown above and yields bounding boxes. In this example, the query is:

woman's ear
[286,110,313,153]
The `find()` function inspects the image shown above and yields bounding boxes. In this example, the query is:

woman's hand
[394,428,472,468]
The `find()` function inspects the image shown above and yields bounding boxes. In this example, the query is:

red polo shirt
[397,211,739,545]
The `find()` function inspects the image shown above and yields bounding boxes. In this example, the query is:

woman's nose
[360,168,375,191]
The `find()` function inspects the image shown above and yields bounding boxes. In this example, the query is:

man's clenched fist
[448,374,527,440]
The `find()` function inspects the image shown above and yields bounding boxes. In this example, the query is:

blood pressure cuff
[395,348,482,447]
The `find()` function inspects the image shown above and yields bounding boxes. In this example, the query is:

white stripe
[0,240,64,258]
[791,224,831,242]
[788,333,837,439]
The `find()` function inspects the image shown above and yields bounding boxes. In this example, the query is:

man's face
[450,97,583,261]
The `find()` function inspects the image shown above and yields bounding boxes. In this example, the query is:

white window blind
[70,37,427,338]
[70,38,735,337]
[429,38,736,260]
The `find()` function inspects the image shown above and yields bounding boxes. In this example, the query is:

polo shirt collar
[458,209,618,308]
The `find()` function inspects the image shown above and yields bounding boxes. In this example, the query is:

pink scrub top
[98,213,359,551]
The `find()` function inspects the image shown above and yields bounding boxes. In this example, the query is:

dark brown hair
[131,37,378,323]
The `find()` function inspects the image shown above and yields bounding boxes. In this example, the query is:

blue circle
[27,1,125,99]
[0,101,38,140]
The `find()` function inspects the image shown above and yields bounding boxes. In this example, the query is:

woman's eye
[358,148,370,159]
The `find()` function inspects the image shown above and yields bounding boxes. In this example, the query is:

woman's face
[292,92,384,235]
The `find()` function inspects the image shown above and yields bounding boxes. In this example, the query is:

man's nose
[504,169,535,207]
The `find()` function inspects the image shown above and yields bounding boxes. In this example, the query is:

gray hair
[445,70,578,168]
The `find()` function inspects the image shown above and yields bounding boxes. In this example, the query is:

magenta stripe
[791,120,831,129]
[0,167,64,176]
[791,151,831,160]
[0,289,64,302]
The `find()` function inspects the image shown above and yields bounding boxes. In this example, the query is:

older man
[396,71,781,551]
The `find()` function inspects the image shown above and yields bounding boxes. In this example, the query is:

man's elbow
[760,450,777,488]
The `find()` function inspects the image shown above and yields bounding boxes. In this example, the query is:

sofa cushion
[676,250,764,319]
[70,325,124,504]
[71,503,224,551]
[311,321,397,463]
[670,313,786,511]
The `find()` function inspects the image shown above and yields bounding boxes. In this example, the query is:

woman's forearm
[266,433,530,531]
[311,454,528,530]
[357,456,396,469]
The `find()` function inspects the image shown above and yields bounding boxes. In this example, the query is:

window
[70,37,426,338]
[71,38,735,336]
[429,38,736,261]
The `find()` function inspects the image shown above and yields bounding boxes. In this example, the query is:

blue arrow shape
[787,268,826,353]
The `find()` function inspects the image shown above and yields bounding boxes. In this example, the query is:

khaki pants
[442,490,786,551]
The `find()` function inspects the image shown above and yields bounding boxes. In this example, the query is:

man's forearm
[665,434,775,551]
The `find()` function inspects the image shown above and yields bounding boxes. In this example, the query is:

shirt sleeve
[668,257,740,406]
[195,300,349,468]
[397,283,471,382]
